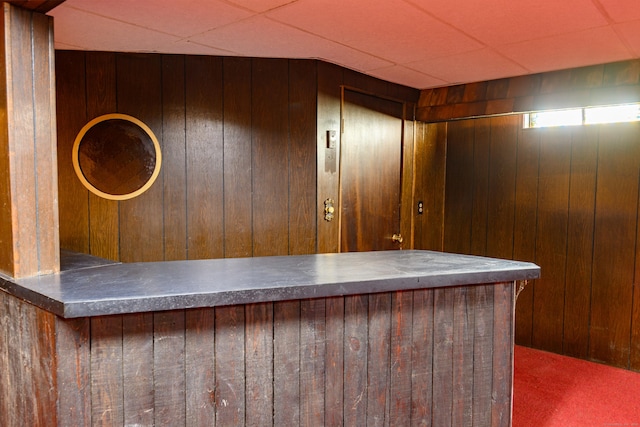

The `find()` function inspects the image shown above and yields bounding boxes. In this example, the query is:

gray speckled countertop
[0,250,539,318]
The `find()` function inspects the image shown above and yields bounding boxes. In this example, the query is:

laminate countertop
[0,250,540,318]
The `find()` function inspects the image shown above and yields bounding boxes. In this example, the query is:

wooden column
[0,3,59,277]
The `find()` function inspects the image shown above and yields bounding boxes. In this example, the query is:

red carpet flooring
[513,345,640,426]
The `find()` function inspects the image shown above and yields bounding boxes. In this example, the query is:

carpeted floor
[513,345,640,426]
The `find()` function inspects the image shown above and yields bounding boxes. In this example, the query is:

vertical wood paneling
[389,291,413,425]
[185,56,224,260]
[55,317,91,426]
[122,313,154,426]
[452,287,475,427]
[185,309,215,425]
[252,59,290,256]
[563,125,598,358]
[117,54,164,263]
[512,126,540,346]
[223,57,253,258]
[413,122,446,251]
[32,12,59,274]
[215,305,245,426]
[316,61,343,254]
[366,293,392,426]
[300,299,326,426]
[432,288,454,427]
[85,52,118,261]
[472,285,494,426]
[90,316,124,425]
[410,289,433,425]
[162,55,188,261]
[491,283,514,427]
[343,295,368,425]
[485,115,518,260]
[532,127,571,353]
[443,120,475,253]
[245,302,274,426]
[55,51,89,253]
[153,311,186,425]
[289,59,317,255]
[324,296,345,426]
[470,119,491,256]
[590,123,639,367]
[274,301,301,426]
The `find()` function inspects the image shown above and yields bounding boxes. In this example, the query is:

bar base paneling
[1,282,515,426]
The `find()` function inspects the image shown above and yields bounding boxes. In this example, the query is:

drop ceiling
[47,0,640,89]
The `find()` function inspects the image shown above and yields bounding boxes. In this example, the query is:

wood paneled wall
[56,52,318,261]
[416,59,640,122]
[56,52,419,261]
[427,115,640,370]
[0,281,515,426]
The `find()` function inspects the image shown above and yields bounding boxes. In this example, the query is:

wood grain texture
[1,284,514,426]
[252,59,289,257]
[512,126,540,346]
[117,54,164,263]
[563,125,598,359]
[443,120,474,254]
[532,127,571,353]
[470,118,491,256]
[85,52,118,261]
[289,59,318,255]
[185,55,224,260]
[316,61,343,254]
[590,123,639,367]
[222,57,253,258]
[55,50,89,254]
[162,55,188,261]
[185,308,216,425]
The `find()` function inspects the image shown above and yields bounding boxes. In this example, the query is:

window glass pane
[585,104,640,125]
[528,109,582,128]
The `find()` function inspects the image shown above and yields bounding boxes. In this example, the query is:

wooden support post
[0,3,59,278]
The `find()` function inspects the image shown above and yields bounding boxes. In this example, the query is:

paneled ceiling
[47,0,640,89]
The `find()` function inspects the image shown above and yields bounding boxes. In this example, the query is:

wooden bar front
[0,251,537,426]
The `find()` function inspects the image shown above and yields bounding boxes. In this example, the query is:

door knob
[392,234,403,244]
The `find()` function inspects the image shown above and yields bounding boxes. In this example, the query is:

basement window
[523,103,640,129]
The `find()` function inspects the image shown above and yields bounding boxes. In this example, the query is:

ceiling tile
[267,0,482,64]
[408,49,529,85]
[412,0,609,46]
[189,16,392,71]
[596,0,640,23]
[497,26,632,73]
[615,20,640,56]
[367,65,447,89]
[226,0,300,13]
[50,0,252,38]
[51,6,180,52]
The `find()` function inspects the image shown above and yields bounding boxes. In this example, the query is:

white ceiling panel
[47,0,640,89]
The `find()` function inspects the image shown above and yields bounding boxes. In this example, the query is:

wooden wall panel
[443,120,474,253]
[485,115,518,260]
[288,59,318,255]
[162,55,188,261]
[532,127,571,353]
[590,123,639,367]
[55,51,89,253]
[222,57,253,258]
[512,127,539,346]
[85,52,118,261]
[436,115,640,369]
[252,59,289,257]
[413,122,446,251]
[185,56,224,260]
[117,54,164,263]
[563,126,598,359]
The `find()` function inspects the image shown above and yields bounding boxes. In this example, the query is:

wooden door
[340,89,404,252]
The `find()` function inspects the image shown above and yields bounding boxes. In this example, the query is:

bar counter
[0,250,539,426]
